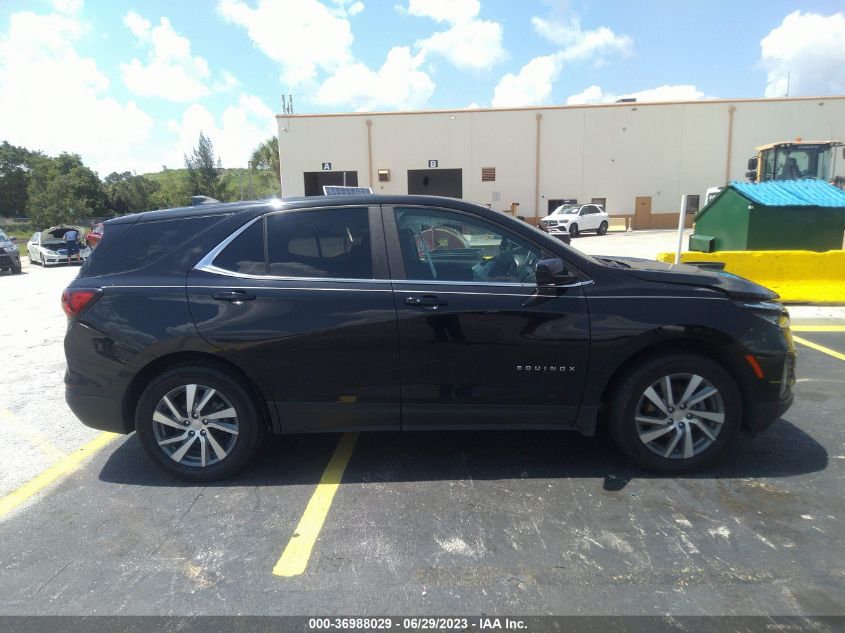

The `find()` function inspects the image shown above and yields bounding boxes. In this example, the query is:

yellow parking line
[791,325,845,332]
[793,335,845,362]
[0,432,117,519]
[273,432,359,577]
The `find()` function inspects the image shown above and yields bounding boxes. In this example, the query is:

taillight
[61,288,101,318]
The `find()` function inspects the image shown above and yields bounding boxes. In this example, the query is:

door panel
[385,205,590,429]
[634,196,652,229]
[188,206,400,433]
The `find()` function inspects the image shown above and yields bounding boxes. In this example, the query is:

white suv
[539,203,609,238]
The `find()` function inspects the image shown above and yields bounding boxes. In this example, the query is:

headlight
[738,300,789,328]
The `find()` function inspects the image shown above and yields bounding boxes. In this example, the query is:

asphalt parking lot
[1,235,843,618]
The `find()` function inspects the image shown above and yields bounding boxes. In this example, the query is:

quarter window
[394,207,543,284]
[212,219,266,276]
[266,207,372,279]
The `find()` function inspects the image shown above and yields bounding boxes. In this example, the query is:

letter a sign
[321,162,332,171]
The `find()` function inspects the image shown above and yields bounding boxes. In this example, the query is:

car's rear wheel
[136,364,266,481]
[569,223,579,237]
[607,354,741,473]
[598,221,608,235]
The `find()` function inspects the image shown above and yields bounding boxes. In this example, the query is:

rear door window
[266,208,372,279]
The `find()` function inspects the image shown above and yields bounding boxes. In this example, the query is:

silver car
[28,226,91,266]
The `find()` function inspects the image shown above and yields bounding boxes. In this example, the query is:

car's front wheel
[136,364,266,481]
[607,354,741,473]
[569,223,579,237]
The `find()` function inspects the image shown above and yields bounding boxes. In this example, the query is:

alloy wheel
[151,383,240,468]
[634,373,725,460]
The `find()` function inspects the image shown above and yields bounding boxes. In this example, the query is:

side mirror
[9,236,17,243]
[535,258,577,286]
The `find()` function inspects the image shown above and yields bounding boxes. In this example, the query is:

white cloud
[217,0,354,86]
[0,10,155,174]
[51,0,83,14]
[566,84,705,105]
[215,70,242,92]
[492,54,561,107]
[417,18,505,71]
[315,46,435,111]
[531,16,632,62]
[348,1,365,16]
[406,0,480,24]
[566,84,603,105]
[168,94,277,168]
[123,9,150,38]
[760,11,845,97]
[406,0,505,71]
[490,15,632,107]
[120,12,211,102]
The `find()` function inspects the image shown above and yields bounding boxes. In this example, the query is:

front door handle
[404,295,447,309]
[212,290,256,303]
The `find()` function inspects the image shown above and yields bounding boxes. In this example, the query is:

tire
[606,353,741,474]
[569,223,579,237]
[598,221,608,236]
[135,363,267,481]
[11,264,21,274]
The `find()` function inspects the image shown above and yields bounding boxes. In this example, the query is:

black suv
[63,195,795,480]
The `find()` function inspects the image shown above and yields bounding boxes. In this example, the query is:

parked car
[63,195,795,481]
[85,223,104,249]
[28,226,91,266]
[0,229,21,274]
[539,203,609,237]
[536,217,571,244]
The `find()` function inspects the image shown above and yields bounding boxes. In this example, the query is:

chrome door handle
[212,290,256,303]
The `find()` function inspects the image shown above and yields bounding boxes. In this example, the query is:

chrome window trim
[193,215,262,272]
[198,263,387,284]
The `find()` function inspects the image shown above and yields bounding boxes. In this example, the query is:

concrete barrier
[655,250,845,304]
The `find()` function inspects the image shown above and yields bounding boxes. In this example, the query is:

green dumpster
[690,180,845,252]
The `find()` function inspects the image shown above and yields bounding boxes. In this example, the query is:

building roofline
[276,94,845,119]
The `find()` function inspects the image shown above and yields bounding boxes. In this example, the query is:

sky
[1,0,844,176]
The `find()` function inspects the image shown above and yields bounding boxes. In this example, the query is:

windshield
[552,205,579,215]
[0,230,9,242]
[764,145,833,181]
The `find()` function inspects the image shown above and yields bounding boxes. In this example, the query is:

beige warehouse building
[277,95,845,228]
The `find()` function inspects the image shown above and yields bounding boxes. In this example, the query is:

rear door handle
[404,295,447,309]
[212,290,256,303]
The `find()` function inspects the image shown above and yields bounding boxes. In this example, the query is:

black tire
[606,353,741,474]
[136,363,266,481]
[569,223,579,237]
[11,264,21,274]
[597,221,608,236]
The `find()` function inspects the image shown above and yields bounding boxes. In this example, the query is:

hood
[41,226,83,242]
[597,255,778,301]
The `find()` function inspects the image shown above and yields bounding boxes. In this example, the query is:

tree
[26,153,107,226]
[103,171,159,215]
[184,132,229,200]
[0,141,45,217]
[250,135,281,194]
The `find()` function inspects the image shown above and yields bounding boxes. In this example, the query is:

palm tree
[250,136,280,192]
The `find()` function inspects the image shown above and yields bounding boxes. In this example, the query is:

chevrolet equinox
[63,195,795,480]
